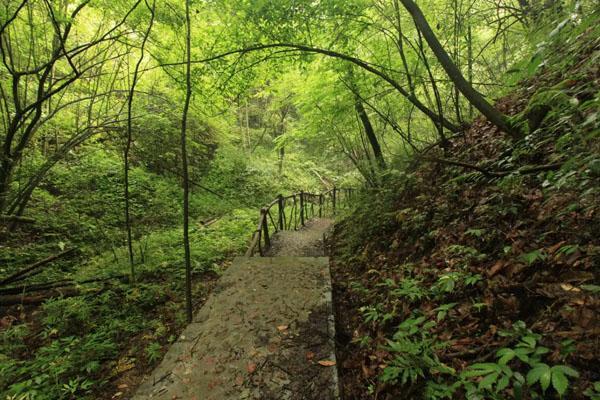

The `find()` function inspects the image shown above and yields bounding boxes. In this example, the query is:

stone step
[133,256,339,400]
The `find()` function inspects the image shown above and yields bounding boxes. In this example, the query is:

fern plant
[381,316,453,386]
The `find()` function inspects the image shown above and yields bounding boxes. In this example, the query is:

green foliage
[584,382,600,399]
[527,363,579,397]
[434,303,457,321]
[461,321,580,399]
[0,208,259,399]
[432,271,482,295]
[461,362,521,395]
[145,342,163,363]
[379,277,429,303]
[519,249,548,265]
[382,316,453,386]
[2,332,117,399]
[1,0,598,398]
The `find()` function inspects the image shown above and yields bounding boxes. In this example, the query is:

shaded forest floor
[330,23,599,400]
[1,212,257,399]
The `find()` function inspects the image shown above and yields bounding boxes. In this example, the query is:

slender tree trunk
[0,160,13,216]
[416,31,448,149]
[354,95,386,170]
[124,0,155,282]
[245,99,250,151]
[278,147,285,175]
[392,0,415,96]
[467,22,474,118]
[452,0,463,124]
[182,0,193,324]
[399,0,521,138]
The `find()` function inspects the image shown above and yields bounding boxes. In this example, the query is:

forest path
[133,219,338,400]
[265,218,333,257]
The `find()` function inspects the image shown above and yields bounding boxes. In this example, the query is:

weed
[381,316,453,386]
[145,342,163,363]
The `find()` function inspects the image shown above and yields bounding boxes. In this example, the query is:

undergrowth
[0,211,256,399]
[331,11,599,400]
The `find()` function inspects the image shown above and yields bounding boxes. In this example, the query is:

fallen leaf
[114,358,135,374]
[235,375,244,386]
[487,260,505,277]
[560,283,581,292]
[246,362,257,374]
[547,241,566,254]
[117,384,128,389]
[317,360,336,367]
[276,325,288,331]
[267,343,278,352]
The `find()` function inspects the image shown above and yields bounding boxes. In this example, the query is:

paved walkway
[133,219,338,400]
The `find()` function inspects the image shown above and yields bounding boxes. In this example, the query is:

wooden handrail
[245,187,355,257]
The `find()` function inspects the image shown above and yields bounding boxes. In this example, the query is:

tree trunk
[0,248,76,286]
[354,95,386,170]
[399,0,521,139]
[278,146,285,175]
[182,0,194,324]
[392,0,415,96]
[416,31,448,149]
[467,22,474,118]
[0,287,82,306]
[0,159,14,216]
[124,0,156,282]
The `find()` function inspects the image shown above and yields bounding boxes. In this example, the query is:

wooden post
[278,194,284,231]
[257,229,263,256]
[319,194,323,218]
[345,188,349,207]
[262,208,270,249]
[293,195,297,230]
[332,187,337,215]
[299,190,305,226]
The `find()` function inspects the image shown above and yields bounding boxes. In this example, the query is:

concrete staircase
[133,221,339,400]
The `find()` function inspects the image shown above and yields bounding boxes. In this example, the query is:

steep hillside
[332,18,599,400]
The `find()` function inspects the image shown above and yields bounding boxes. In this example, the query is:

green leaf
[514,381,523,400]
[581,284,600,294]
[462,363,499,378]
[520,249,546,265]
[521,335,536,348]
[552,370,569,396]
[479,372,499,390]
[514,348,531,362]
[552,365,579,378]
[534,346,550,356]
[527,363,549,385]
[540,367,552,392]
[497,373,510,391]
[496,348,516,365]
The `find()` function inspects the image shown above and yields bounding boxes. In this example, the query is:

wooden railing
[245,187,355,257]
